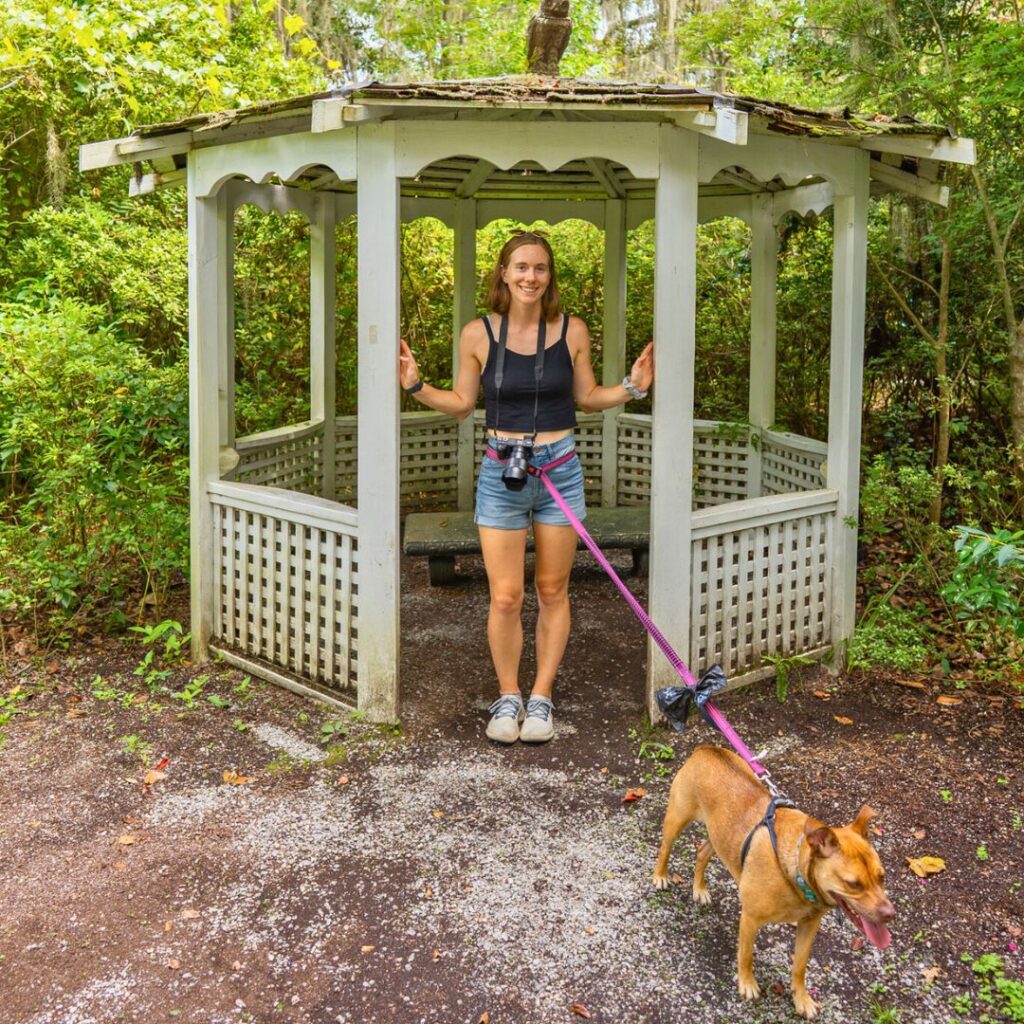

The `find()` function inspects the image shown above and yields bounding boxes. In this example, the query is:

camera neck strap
[491,313,546,439]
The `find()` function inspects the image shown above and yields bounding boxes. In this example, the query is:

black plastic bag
[655,664,728,732]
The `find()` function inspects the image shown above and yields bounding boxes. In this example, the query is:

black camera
[499,438,533,491]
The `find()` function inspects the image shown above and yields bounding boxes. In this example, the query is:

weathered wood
[602,199,627,508]
[748,193,777,499]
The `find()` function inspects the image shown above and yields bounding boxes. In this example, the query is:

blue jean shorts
[475,433,587,530]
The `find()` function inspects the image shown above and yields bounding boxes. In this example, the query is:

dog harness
[740,796,819,903]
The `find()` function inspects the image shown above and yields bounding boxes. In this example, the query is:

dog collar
[793,834,819,904]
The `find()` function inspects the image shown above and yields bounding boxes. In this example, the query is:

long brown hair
[486,231,562,320]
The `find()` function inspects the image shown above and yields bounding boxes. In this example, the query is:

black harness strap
[739,795,796,869]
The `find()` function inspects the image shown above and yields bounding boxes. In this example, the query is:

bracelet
[622,375,648,401]
[404,379,424,396]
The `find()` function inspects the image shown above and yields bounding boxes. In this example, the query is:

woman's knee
[489,587,524,616]
[534,575,570,608]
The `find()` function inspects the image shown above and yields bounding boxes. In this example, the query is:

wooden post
[187,157,232,663]
[310,192,337,500]
[453,199,478,510]
[356,123,401,722]
[648,125,699,719]
[602,198,627,508]
[827,151,870,659]
[747,193,777,498]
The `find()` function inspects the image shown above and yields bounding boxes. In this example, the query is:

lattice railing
[689,490,836,678]
[760,429,827,494]
[208,480,358,699]
[234,421,323,494]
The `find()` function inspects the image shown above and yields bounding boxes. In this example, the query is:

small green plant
[943,526,1024,640]
[131,620,190,692]
[868,1004,901,1024]
[119,733,154,764]
[962,953,1024,1023]
[940,789,952,804]
[848,600,931,672]
[320,720,348,744]
[171,674,208,710]
[976,844,989,861]
[232,718,248,732]
[764,653,814,703]
[207,694,231,709]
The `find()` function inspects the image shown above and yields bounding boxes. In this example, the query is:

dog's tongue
[860,915,892,950]
[841,900,892,949]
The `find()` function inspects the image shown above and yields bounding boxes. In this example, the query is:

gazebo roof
[80,76,975,206]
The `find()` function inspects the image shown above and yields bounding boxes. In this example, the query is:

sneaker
[519,696,554,743]
[486,693,524,744]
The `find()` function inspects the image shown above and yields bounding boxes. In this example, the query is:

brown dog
[652,745,894,1018]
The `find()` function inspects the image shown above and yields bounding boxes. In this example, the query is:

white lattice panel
[616,413,653,506]
[760,430,827,494]
[400,412,460,510]
[234,422,323,494]
[334,417,357,504]
[693,425,751,507]
[689,492,835,678]
[210,482,358,698]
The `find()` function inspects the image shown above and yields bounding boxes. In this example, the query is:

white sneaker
[486,693,524,744]
[519,696,554,743]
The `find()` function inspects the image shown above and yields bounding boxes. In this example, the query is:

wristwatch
[622,375,648,401]
[404,379,424,396]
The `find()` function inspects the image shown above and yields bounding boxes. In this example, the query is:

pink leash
[487,445,766,778]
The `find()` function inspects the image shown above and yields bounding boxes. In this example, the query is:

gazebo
[81,78,975,723]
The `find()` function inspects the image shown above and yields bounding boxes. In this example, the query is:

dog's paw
[692,884,711,905]
[737,976,761,1002]
[794,991,820,1019]
[651,872,671,891]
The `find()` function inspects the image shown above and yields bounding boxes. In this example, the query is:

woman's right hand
[398,338,420,390]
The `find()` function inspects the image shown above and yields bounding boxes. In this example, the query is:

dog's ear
[851,804,876,838]
[804,818,839,857]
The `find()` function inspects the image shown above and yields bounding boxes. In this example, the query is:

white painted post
[827,150,870,659]
[220,188,236,448]
[187,157,232,663]
[310,192,337,500]
[453,199,478,510]
[602,199,627,508]
[747,193,777,498]
[648,125,699,719]
[356,123,401,722]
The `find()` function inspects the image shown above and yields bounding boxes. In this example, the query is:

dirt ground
[1,550,1022,1024]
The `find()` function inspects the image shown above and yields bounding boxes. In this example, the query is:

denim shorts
[475,433,587,530]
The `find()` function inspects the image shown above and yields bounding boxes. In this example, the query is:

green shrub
[0,297,188,637]
[847,602,932,672]
[943,525,1024,641]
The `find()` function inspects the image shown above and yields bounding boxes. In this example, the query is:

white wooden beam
[454,158,496,198]
[648,124,699,720]
[674,107,748,145]
[869,159,949,206]
[585,157,626,199]
[827,150,870,657]
[187,153,232,663]
[747,194,777,499]
[310,192,337,500]
[453,200,478,510]
[602,199,627,507]
[858,134,975,165]
[128,168,186,196]
[311,97,350,133]
[356,122,401,723]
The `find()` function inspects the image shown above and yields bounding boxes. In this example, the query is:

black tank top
[481,314,577,433]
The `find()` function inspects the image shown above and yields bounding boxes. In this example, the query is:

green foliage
[961,952,1024,1024]
[0,300,188,636]
[943,526,1024,640]
[847,602,932,672]
[764,653,814,704]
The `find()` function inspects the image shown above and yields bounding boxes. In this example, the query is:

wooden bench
[403,507,650,585]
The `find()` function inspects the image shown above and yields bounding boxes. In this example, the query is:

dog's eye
[844,878,863,891]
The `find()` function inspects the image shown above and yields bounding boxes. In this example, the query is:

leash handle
[535,466,766,778]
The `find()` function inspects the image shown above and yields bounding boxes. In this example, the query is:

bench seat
[403,507,650,585]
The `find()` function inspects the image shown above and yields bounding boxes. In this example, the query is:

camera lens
[501,440,532,491]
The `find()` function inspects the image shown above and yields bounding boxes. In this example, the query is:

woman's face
[501,243,551,308]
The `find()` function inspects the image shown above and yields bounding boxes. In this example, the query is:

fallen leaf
[112,861,127,870]
[936,696,962,706]
[570,1003,593,1019]
[28,820,42,828]
[164,921,173,933]
[117,833,137,846]
[432,809,445,819]
[181,909,200,920]
[622,787,647,803]
[478,1013,490,1024]
[599,766,608,774]
[584,926,596,935]
[922,965,945,985]
[894,678,927,690]
[336,775,350,786]
[833,715,854,725]
[166,959,181,970]
[432,948,441,960]
[360,945,375,954]
[906,855,946,878]
[143,770,166,785]
[813,690,831,700]
[222,770,253,785]
[851,935,864,950]
[770,981,786,995]
[151,756,170,772]
[671,872,685,885]
[914,829,928,840]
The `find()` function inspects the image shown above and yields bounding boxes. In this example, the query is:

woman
[399,230,654,744]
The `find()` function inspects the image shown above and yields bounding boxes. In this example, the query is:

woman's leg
[530,522,578,699]
[479,526,529,694]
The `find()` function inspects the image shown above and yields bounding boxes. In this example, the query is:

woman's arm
[398,321,484,420]
[569,317,655,413]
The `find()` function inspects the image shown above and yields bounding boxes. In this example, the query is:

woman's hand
[399,338,420,390]
[629,341,654,392]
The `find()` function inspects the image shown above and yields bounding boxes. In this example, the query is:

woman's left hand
[630,342,655,392]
